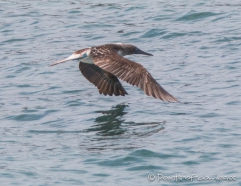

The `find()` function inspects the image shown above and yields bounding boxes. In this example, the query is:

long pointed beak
[47,53,81,67]
[135,49,153,56]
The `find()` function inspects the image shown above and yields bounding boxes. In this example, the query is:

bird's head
[115,43,153,56]
[48,49,90,67]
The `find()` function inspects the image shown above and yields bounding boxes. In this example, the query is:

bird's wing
[79,62,127,96]
[92,54,178,102]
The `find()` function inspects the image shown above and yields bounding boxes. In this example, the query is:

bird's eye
[82,53,87,58]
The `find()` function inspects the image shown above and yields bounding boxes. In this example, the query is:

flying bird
[48,43,178,102]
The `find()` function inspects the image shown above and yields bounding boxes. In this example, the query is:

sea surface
[1,1,241,185]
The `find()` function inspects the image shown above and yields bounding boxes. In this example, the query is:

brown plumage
[91,51,178,102]
[79,62,127,96]
[48,43,178,102]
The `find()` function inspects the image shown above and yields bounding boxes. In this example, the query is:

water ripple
[1,1,241,186]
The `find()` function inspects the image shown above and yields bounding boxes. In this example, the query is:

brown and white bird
[48,43,178,102]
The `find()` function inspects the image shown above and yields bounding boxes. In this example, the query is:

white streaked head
[47,49,91,67]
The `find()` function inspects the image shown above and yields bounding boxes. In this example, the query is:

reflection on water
[81,104,165,151]
[85,104,128,136]
[28,104,165,140]
[85,104,165,138]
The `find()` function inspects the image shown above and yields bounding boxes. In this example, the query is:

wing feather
[79,62,127,96]
[92,54,178,102]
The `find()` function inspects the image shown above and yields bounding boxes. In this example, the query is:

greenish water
[1,1,241,185]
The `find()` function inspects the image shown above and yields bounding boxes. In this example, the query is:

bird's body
[49,43,178,102]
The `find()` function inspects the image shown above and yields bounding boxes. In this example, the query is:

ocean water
[1,0,241,185]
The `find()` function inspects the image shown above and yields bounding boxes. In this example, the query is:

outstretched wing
[79,62,127,96]
[92,54,178,102]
